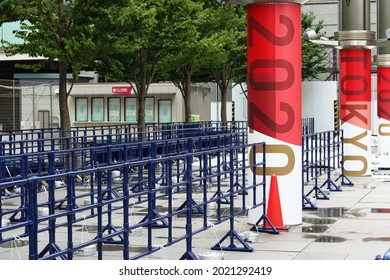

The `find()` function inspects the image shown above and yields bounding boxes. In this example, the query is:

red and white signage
[376,66,390,153]
[246,3,302,226]
[339,49,371,176]
[112,86,132,95]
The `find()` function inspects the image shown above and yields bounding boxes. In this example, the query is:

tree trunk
[59,61,71,137]
[57,3,71,137]
[137,91,146,141]
[184,65,192,123]
[220,83,227,124]
[219,71,228,124]
[137,48,147,140]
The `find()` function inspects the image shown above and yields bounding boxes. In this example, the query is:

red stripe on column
[339,49,371,130]
[247,3,302,146]
[377,67,390,121]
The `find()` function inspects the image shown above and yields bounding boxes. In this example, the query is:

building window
[108,97,121,122]
[92,97,104,122]
[158,100,171,123]
[125,97,137,122]
[75,98,88,122]
[145,97,155,122]
[38,110,50,128]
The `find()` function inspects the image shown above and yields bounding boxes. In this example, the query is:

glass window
[125,98,137,122]
[145,97,155,122]
[92,98,104,122]
[75,98,88,122]
[108,97,121,122]
[158,100,171,123]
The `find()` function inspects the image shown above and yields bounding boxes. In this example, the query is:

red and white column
[336,0,374,177]
[339,48,372,176]
[246,1,304,226]
[375,0,390,154]
[375,55,390,153]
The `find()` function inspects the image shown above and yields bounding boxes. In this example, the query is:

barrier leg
[210,148,230,205]
[335,130,354,186]
[302,194,317,210]
[250,144,279,234]
[321,132,342,192]
[302,135,317,210]
[211,147,253,252]
[97,170,124,245]
[179,141,198,260]
[39,153,67,259]
[335,172,354,186]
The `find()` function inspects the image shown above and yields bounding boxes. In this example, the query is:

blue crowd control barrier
[1,133,239,226]
[302,118,315,135]
[302,130,353,210]
[0,121,248,156]
[375,248,390,260]
[0,130,239,182]
[0,132,238,180]
[1,125,267,260]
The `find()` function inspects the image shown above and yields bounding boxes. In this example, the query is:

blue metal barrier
[1,130,266,260]
[302,118,315,135]
[302,130,353,210]
[0,121,248,156]
[375,248,390,260]
[1,133,239,224]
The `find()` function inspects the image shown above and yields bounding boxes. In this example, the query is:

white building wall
[231,83,247,122]
[210,102,233,122]
[68,82,212,126]
[302,81,338,133]
[19,82,59,129]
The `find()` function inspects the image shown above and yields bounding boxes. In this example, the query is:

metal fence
[302,129,353,209]
[302,117,315,135]
[0,79,57,131]
[0,125,270,260]
[0,121,247,155]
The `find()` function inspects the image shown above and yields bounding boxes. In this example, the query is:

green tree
[197,3,246,123]
[301,11,329,81]
[92,0,179,128]
[0,0,110,134]
[156,0,204,123]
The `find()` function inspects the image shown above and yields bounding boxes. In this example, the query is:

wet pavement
[137,174,390,260]
[1,173,390,261]
[158,174,390,261]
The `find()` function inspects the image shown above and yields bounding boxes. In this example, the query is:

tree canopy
[301,11,329,81]
[196,3,246,123]
[0,0,113,132]
[1,2,331,130]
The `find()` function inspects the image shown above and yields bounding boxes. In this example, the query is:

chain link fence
[0,79,60,131]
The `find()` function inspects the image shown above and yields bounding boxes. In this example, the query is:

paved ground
[1,171,390,261]
[1,181,389,280]
[140,174,390,261]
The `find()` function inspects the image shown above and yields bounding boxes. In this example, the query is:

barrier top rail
[0,121,247,156]
[0,138,266,260]
[0,132,239,183]
[0,121,247,137]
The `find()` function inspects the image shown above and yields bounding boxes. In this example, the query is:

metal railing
[0,126,268,260]
[0,121,248,156]
[302,129,353,209]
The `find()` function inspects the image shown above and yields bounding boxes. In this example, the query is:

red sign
[112,86,132,95]
[339,49,371,130]
[377,67,390,121]
[247,3,302,146]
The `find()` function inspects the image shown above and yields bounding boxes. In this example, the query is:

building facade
[0,1,382,130]
[0,28,211,130]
